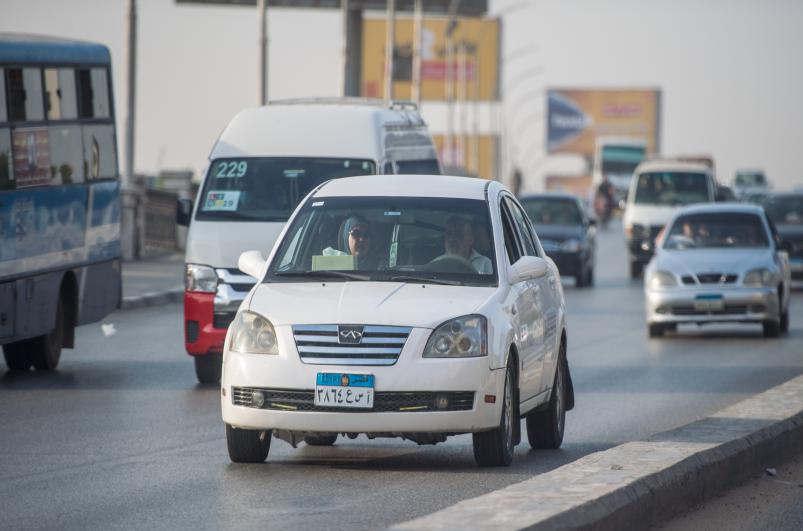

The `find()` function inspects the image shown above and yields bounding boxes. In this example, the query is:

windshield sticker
[204,191,240,211]
[384,211,401,216]
[284,169,305,179]
[312,201,325,207]
[215,161,247,178]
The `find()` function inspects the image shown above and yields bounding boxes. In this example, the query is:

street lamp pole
[257,0,268,105]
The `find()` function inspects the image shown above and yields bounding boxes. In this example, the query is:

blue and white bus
[0,34,121,371]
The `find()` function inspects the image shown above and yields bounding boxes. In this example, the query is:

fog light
[251,391,265,408]
[434,395,449,410]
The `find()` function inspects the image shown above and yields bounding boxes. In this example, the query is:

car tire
[780,309,789,334]
[575,271,586,288]
[194,353,222,384]
[3,340,33,371]
[526,347,567,450]
[762,319,780,338]
[648,323,664,338]
[31,296,64,371]
[473,360,515,467]
[226,424,271,463]
[304,434,338,446]
[630,261,643,279]
[586,267,595,287]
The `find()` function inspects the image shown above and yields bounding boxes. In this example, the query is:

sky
[2,0,802,192]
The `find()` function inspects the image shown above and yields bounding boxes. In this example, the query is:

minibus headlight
[424,315,487,358]
[185,264,218,293]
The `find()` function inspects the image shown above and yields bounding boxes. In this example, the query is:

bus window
[44,68,77,121]
[76,68,110,119]
[0,68,6,122]
[0,129,12,189]
[6,68,44,122]
[49,126,84,184]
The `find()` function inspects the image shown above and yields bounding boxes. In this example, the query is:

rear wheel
[473,361,515,467]
[194,353,222,384]
[527,346,567,449]
[648,323,665,338]
[31,296,64,371]
[226,424,271,463]
[3,340,33,371]
[763,319,780,338]
[304,434,338,446]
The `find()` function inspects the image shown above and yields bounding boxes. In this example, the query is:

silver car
[645,203,791,338]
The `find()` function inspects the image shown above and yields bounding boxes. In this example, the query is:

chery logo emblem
[338,325,364,345]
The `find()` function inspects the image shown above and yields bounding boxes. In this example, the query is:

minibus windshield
[195,157,376,222]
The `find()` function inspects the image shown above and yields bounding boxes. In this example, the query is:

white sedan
[221,175,574,467]
[645,203,791,338]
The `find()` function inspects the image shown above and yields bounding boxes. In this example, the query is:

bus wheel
[3,341,33,371]
[31,297,64,371]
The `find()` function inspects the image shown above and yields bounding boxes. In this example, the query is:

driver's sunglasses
[349,229,371,239]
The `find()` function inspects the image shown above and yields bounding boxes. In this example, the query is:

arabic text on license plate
[694,294,724,311]
[315,373,375,409]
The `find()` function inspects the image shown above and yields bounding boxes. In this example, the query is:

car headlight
[560,238,582,253]
[743,268,776,287]
[228,311,279,355]
[423,315,487,358]
[649,270,677,289]
[185,264,217,293]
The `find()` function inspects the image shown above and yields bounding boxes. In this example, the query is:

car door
[501,195,548,402]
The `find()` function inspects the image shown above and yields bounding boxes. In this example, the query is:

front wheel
[780,308,789,334]
[226,424,271,463]
[194,353,222,384]
[763,319,780,338]
[473,362,515,467]
[526,348,567,449]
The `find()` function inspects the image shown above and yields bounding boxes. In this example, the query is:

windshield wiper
[389,275,463,286]
[274,270,371,281]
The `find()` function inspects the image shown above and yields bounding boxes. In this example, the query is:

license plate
[694,294,724,311]
[314,373,375,409]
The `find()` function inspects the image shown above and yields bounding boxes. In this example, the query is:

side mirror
[176,198,193,226]
[509,256,548,283]
[238,250,266,279]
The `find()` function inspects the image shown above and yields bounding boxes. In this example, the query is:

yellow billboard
[362,17,500,101]
[546,89,661,157]
[432,134,498,181]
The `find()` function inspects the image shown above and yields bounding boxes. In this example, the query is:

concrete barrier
[392,374,803,531]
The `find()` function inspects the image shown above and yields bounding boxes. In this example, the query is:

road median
[392,374,803,531]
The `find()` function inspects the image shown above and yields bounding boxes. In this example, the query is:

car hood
[534,225,584,242]
[655,248,774,275]
[248,282,496,328]
[185,220,285,268]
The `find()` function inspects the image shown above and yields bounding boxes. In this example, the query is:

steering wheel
[424,254,478,274]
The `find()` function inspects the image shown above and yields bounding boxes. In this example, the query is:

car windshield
[633,172,710,206]
[762,196,803,225]
[195,157,376,222]
[266,196,497,286]
[520,198,583,226]
[664,212,769,250]
[735,172,766,187]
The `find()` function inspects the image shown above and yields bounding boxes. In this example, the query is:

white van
[177,98,440,383]
[623,159,717,278]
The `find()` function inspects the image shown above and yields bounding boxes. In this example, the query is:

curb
[392,374,803,531]
[120,287,184,310]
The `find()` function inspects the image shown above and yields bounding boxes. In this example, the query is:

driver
[322,214,382,270]
[436,216,493,274]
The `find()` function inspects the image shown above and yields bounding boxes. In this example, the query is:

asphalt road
[2,222,802,530]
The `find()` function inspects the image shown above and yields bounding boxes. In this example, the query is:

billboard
[432,134,498,181]
[362,17,500,101]
[546,89,661,157]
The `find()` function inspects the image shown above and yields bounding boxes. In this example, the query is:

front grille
[213,312,236,329]
[696,273,738,284]
[292,325,411,366]
[232,387,474,412]
[671,304,748,316]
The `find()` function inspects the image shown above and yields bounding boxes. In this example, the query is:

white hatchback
[221,175,573,467]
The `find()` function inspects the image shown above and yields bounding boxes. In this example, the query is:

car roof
[635,159,711,174]
[673,202,765,216]
[518,192,580,202]
[313,175,496,200]
[210,101,429,160]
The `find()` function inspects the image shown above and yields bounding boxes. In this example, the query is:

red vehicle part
[184,291,226,356]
